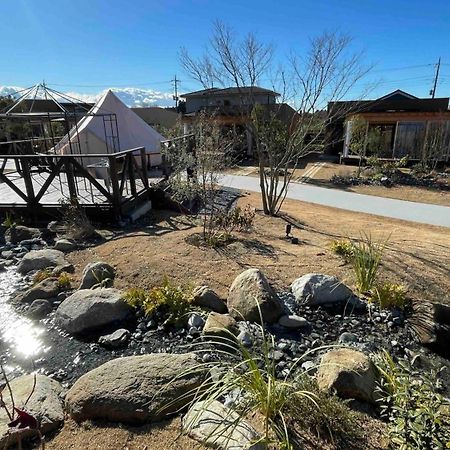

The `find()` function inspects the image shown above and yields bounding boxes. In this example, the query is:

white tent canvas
[52,90,165,167]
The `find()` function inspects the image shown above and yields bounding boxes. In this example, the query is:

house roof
[376,89,418,101]
[181,86,280,98]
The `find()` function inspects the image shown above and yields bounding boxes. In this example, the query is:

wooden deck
[0,148,164,220]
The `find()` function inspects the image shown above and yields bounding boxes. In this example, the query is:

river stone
[5,225,42,245]
[227,269,283,323]
[55,288,131,335]
[0,374,64,448]
[65,353,205,423]
[316,348,378,403]
[183,400,264,450]
[18,278,60,303]
[98,328,131,348]
[192,285,227,313]
[79,261,115,289]
[203,312,238,339]
[17,249,67,274]
[28,299,53,318]
[278,314,309,329]
[53,238,76,252]
[291,273,353,305]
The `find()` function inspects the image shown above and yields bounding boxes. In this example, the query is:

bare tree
[181,24,371,215]
[422,119,450,171]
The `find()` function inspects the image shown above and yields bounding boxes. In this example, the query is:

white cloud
[0,85,174,108]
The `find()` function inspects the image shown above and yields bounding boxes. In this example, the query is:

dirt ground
[67,192,450,305]
[44,418,206,450]
[228,161,450,206]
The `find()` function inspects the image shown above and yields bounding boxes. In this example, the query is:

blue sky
[1,0,450,105]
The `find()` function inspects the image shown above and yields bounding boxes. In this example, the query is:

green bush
[370,282,408,310]
[57,272,72,291]
[375,351,450,450]
[33,269,53,285]
[330,239,354,261]
[124,279,193,326]
[352,233,388,293]
[214,204,255,234]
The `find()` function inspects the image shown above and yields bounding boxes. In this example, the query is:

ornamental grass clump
[370,282,409,310]
[162,304,359,449]
[352,233,388,293]
[329,239,355,261]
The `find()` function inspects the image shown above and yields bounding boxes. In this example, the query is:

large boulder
[0,374,64,448]
[5,225,41,245]
[291,273,353,306]
[16,278,60,303]
[79,261,115,289]
[192,285,227,313]
[227,269,283,323]
[65,353,205,423]
[183,400,264,450]
[316,348,378,403]
[28,299,53,318]
[53,239,76,252]
[17,249,67,274]
[55,288,131,335]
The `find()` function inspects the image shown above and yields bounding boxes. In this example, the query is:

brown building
[327,90,450,161]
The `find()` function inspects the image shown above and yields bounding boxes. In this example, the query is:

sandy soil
[44,418,206,450]
[67,192,450,306]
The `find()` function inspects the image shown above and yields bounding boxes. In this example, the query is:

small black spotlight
[285,224,292,238]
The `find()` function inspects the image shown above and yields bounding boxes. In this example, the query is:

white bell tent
[52,90,164,167]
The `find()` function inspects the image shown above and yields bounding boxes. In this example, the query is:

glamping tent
[52,90,165,167]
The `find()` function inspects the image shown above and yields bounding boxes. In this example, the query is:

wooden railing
[0,147,154,218]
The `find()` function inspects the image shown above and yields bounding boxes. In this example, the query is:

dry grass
[67,192,450,305]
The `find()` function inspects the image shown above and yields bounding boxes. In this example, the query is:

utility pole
[171,75,181,109]
[430,57,441,98]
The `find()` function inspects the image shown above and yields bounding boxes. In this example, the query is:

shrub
[352,233,388,293]
[329,239,354,261]
[371,282,408,310]
[57,272,72,291]
[375,351,450,450]
[59,198,95,241]
[33,269,53,285]
[124,279,193,326]
[214,204,255,234]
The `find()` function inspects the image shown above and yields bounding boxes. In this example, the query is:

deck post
[64,159,78,200]
[140,147,149,189]
[108,155,122,219]
[20,158,36,209]
[128,153,137,196]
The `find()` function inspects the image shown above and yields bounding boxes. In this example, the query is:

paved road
[220,174,450,228]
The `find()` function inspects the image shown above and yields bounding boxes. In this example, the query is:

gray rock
[1,250,13,260]
[0,374,64,448]
[237,330,252,347]
[5,225,41,245]
[55,288,131,335]
[188,312,205,329]
[65,353,205,423]
[183,400,264,450]
[227,268,283,323]
[28,299,53,318]
[18,278,60,303]
[278,314,309,329]
[192,285,227,313]
[98,328,130,348]
[338,332,359,344]
[79,261,115,289]
[17,249,67,274]
[54,238,77,252]
[316,348,379,403]
[291,273,353,306]
[203,312,238,339]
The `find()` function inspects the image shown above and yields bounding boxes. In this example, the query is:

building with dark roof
[327,90,450,161]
